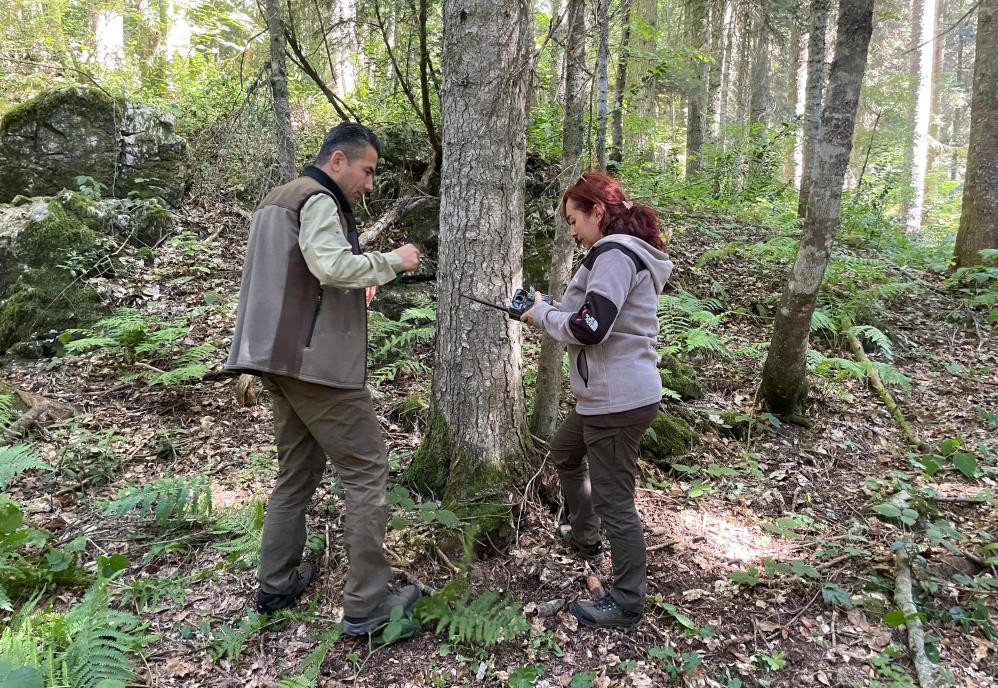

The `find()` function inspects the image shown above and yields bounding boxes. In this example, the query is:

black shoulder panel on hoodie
[568,292,619,345]
[582,242,648,273]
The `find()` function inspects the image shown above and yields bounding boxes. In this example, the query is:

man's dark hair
[314,122,382,165]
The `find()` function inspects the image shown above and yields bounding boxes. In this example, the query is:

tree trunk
[953,0,998,268]
[632,0,659,157]
[332,0,359,97]
[407,0,536,509]
[927,0,946,170]
[797,0,830,218]
[686,0,709,176]
[706,0,730,141]
[595,0,611,170]
[760,0,874,415]
[551,0,566,102]
[264,0,297,184]
[786,14,807,186]
[610,0,634,166]
[717,4,735,147]
[532,0,586,441]
[906,0,938,234]
[748,20,770,133]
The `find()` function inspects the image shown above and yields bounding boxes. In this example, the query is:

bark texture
[409,0,535,505]
[532,0,586,440]
[685,0,709,176]
[610,0,634,165]
[761,0,874,415]
[954,0,998,267]
[595,0,611,169]
[264,0,297,184]
[797,0,830,218]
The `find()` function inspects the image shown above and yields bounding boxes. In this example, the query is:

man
[226,122,422,635]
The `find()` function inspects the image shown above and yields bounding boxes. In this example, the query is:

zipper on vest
[305,289,323,348]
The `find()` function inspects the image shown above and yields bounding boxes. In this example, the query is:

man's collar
[302,165,353,214]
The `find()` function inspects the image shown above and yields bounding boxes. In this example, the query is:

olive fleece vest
[225,167,367,388]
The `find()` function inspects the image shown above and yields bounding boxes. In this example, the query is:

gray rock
[0,87,187,206]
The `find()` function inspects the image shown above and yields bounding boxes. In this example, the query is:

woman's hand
[520,291,546,327]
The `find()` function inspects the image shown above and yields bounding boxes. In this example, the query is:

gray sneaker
[569,595,641,628]
[342,583,422,636]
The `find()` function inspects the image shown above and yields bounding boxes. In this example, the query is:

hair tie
[623,200,633,210]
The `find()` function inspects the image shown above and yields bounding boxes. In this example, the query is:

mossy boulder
[658,353,703,400]
[0,191,171,354]
[0,87,187,206]
[640,410,698,466]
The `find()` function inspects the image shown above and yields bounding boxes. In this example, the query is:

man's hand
[366,286,376,306]
[519,291,546,327]
[393,243,422,272]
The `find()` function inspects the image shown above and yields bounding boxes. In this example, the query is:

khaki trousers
[549,409,651,614]
[258,374,390,617]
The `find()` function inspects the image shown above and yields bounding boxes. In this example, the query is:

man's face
[326,145,378,204]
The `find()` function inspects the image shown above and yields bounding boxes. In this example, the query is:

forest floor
[3,195,996,688]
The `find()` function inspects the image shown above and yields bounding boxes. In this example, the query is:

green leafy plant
[413,576,528,648]
[277,627,342,687]
[104,477,213,526]
[367,305,435,387]
[0,444,52,490]
[212,499,265,569]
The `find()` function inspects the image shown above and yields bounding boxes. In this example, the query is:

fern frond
[414,583,527,647]
[104,477,212,526]
[399,305,436,323]
[868,361,912,393]
[810,309,838,333]
[212,500,265,569]
[0,444,52,489]
[846,325,894,360]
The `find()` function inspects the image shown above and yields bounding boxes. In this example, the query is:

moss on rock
[658,353,703,400]
[640,410,698,466]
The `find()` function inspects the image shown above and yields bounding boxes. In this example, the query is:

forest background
[0,0,995,686]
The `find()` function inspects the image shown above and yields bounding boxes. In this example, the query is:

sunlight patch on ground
[210,484,253,509]
[679,510,779,563]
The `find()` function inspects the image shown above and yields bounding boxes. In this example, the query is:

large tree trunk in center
[532,0,586,440]
[761,0,874,415]
[406,0,535,511]
[954,0,998,268]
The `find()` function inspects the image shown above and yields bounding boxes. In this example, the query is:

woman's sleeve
[534,250,636,345]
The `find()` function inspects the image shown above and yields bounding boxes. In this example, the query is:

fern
[0,444,52,489]
[868,361,913,393]
[212,499,265,569]
[276,628,341,687]
[0,394,18,431]
[399,305,436,323]
[61,582,151,688]
[413,579,528,647]
[846,325,894,360]
[104,477,212,525]
[810,309,838,333]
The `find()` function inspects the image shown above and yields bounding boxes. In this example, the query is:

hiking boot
[556,525,605,566]
[569,595,641,628]
[256,560,318,614]
[342,583,422,636]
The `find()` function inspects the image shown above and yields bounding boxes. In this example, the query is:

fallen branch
[358,196,436,248]
[4,401,53,441]
[844,329,928,451]
[894,545,938,688]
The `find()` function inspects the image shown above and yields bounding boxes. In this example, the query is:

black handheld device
[460,288,553,319]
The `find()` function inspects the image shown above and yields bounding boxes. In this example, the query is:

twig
[646,539,679,553]
[894,545,938,688]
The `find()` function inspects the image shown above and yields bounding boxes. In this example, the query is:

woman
[521,172,673,628]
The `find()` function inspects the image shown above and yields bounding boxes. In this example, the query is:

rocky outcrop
[0,87,187,206]
[0,191,171,355]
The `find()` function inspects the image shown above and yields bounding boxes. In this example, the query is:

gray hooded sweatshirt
[532,233,674,415]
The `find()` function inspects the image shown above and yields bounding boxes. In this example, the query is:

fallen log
[894,545,938,688]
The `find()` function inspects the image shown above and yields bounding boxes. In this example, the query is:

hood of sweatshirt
[590,233,674,293]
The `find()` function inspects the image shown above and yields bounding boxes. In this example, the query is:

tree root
[844,331,928,451]
[894,545,938,688]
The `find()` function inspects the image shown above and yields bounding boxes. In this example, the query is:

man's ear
[330,149,348,170]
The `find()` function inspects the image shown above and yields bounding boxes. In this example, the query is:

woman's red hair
[561,171,666,251]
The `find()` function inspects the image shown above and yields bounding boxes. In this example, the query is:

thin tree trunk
[950,27,965,181]
[610,0,634,166]
[686,0,709,176]
[532,0,586,441]
[717,4,735,147]
[760,0,875,415]
[706,0,730,141]
[798,0,830,218]
[264,0,297,184]
[906,0,938,235]
[407,0,536,507]
[927,0,946,169]
[954,0,997,268]
[786,13,806,185]
[748,16,771,181]
[595,0,611,170]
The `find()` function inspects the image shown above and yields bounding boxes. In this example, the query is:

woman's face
[565,198,603,250]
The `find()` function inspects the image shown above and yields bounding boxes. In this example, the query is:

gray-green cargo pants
[259,373,390,618]
[549,409,650,614]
